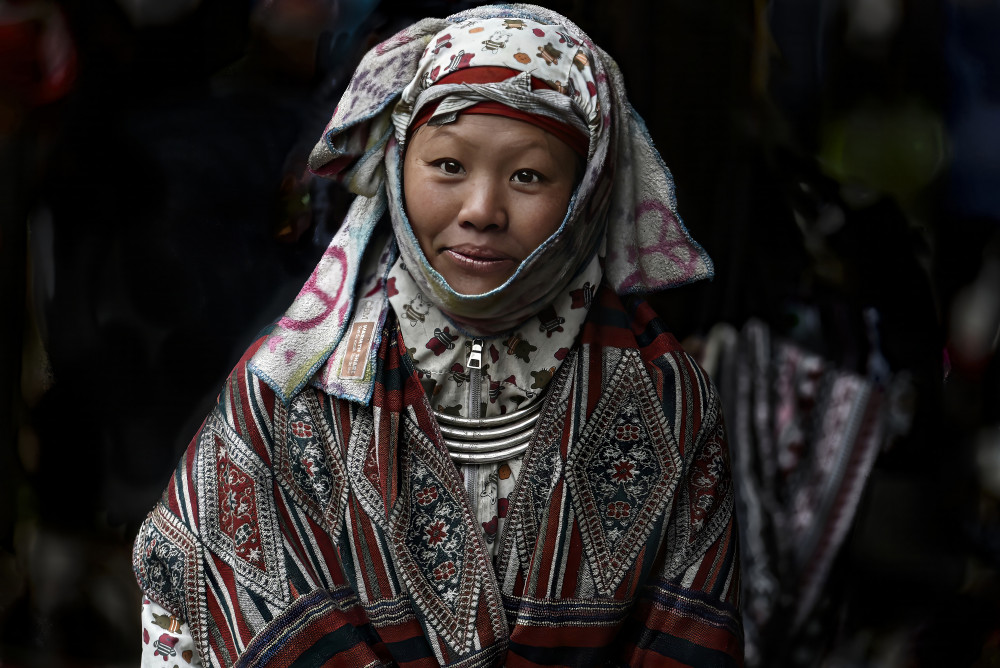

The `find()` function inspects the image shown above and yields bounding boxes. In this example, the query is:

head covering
[249,4,714,403]
[405,67,590,157]
[383,17,602,334]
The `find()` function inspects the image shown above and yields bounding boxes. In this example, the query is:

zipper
[467,338,484,420]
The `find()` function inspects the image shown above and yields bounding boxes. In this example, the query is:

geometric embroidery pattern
[197,411,289,606]
[345,407,390,529]
[133,506,201,622]
[498,350,575,579]
[389,407,505,656]
[274,393,349,537]
[663,396,733,580]
[566,348,682,595]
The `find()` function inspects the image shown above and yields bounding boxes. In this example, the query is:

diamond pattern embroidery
[408,459,466,606]
[566,348,682,595]
[275,394,348,534]
[389,410,501,655]
[198,412,288,606]
[135,507,201,624]
[497,350,575,581]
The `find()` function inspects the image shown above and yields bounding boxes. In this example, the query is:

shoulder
[583,286,717,393]
[580,285,722,446]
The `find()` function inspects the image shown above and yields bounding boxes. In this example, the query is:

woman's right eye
[434,159,463,175]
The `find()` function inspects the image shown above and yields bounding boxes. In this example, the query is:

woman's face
[402,113,578,295]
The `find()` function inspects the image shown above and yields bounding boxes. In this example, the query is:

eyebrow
[419,125,553,153]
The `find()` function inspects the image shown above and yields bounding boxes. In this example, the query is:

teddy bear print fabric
[140,598,201,667]
[387,255,601,419]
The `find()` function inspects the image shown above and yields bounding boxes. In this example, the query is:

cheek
[524,193,572,247]
[402,176,447,256]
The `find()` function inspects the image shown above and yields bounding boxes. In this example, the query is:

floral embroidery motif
[198,413,287,606]
[566,349,682,594]
[216,447,266,570]
[607,501,631,519]
[615,423,641,441]
[433,560,458,581]
[291,421,313,438]
[425,520,448,546]
[275,397,346,530]
[416,485,439,506]
[137,521,189,618]
[404,455,470,608]
[390,419,507,655]
[611,460,636,483]
[688,428,730,534]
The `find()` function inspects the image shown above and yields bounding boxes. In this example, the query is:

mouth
[442,246,518,272]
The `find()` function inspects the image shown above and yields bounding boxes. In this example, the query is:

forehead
[409,113,577,159]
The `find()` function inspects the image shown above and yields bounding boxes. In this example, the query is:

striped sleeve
[621,373,744,667]
[133,340,390,667]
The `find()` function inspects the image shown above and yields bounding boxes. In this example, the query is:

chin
[443,274,508,296]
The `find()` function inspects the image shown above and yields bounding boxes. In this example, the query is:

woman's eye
[435,159,463,175]
[512,169,541,184]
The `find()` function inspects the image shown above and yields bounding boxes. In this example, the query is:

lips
[441,245,517,274]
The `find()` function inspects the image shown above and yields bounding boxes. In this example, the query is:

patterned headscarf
[250,4,714,403]
[383,16,601,334]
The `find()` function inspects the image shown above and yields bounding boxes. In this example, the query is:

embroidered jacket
[133,287,743,667]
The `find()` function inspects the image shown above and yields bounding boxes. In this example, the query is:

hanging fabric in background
[699,318,889,668]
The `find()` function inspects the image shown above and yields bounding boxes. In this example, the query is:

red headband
[408,66,589,157]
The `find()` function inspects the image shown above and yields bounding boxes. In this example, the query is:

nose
[458,177,508,232]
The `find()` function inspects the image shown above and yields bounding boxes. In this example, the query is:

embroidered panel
[345,406,391,528]
[497,350,576,583]
[197,411,289,607]
[566,348,683,595]
[660,391,735,582]
[273,392,349,538]
[388,406,507,659]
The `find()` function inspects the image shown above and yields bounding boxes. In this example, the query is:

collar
[388,255,602,418]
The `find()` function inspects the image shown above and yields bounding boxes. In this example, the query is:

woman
[134,5,743,666]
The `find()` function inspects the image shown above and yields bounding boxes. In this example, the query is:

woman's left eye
[511,169,541,184]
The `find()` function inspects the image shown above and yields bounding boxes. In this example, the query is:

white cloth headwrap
[383,15,603,335]
[249,4,714,403]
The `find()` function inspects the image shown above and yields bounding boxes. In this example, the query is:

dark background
[2,0,999,665]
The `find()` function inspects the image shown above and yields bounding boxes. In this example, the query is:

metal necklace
[435,399,543,464]
[433,337,544,464]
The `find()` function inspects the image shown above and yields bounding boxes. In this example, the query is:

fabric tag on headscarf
[339,297,381,380]
[311,234,395,403]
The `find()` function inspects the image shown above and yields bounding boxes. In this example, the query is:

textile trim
[500,593,633,628]
[197,410,290,608]
[233,589,384,668]
[566,347,683,595]
[387,405,508,658]
[273,392,350,539]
